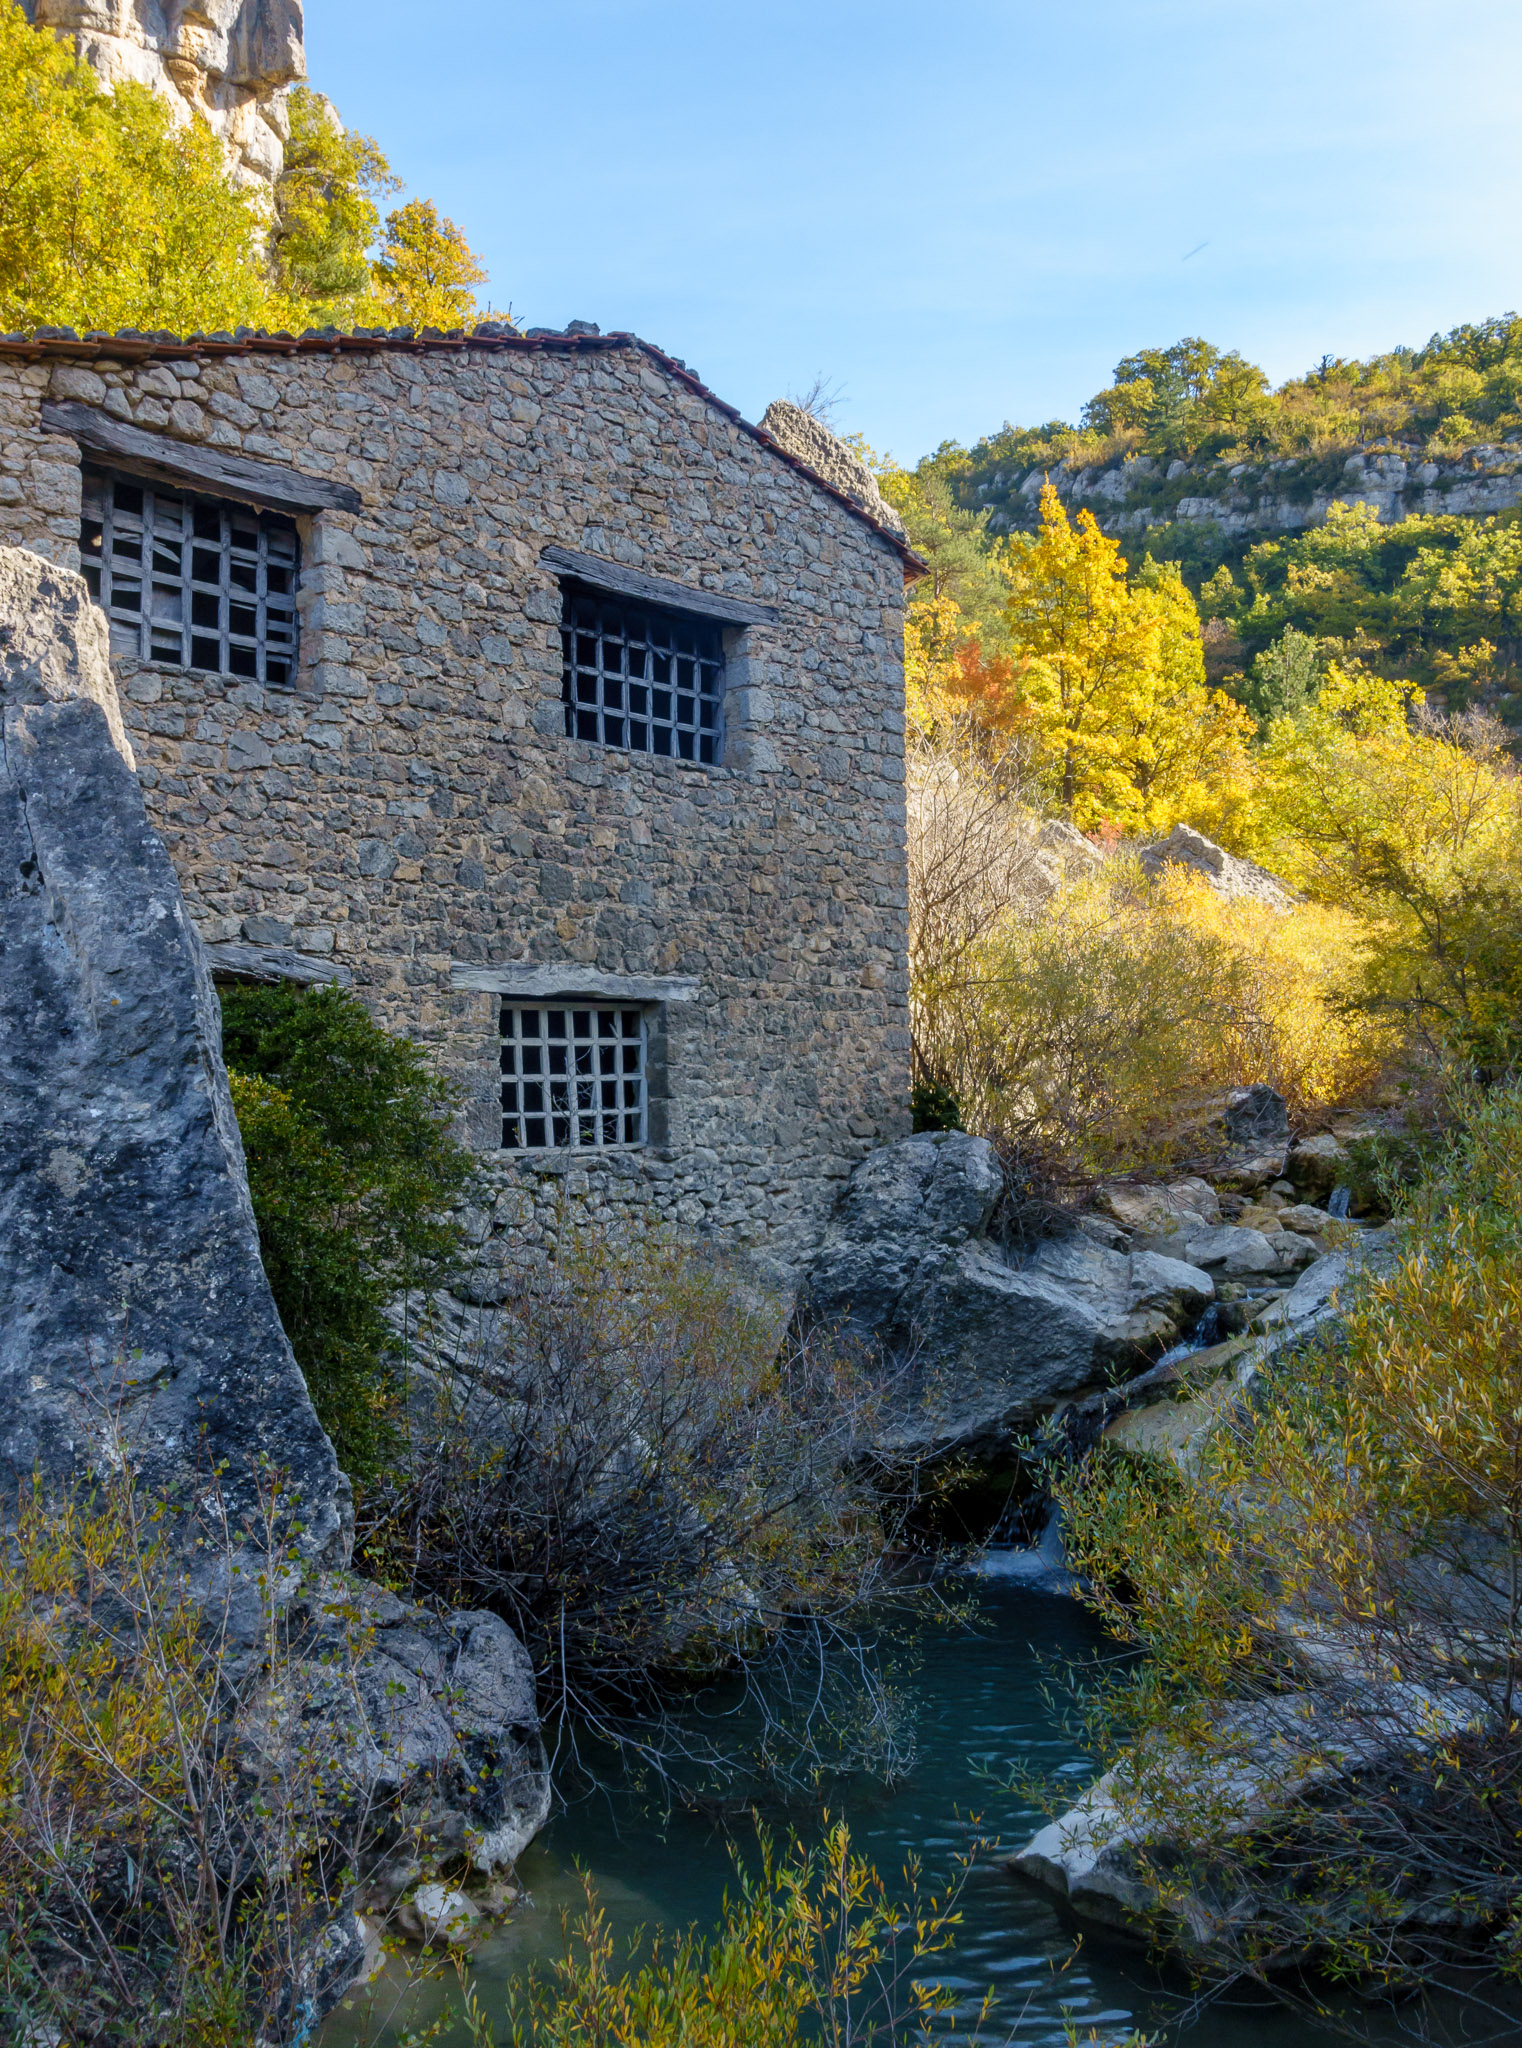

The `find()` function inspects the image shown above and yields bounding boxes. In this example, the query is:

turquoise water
[325,1575,1365,2047]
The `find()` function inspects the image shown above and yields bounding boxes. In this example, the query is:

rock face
[759,400,909,541]
[802,1133,1214,1454]
[1137,824,1297,911]
[0,548,347,1560]
[24,0,305,187]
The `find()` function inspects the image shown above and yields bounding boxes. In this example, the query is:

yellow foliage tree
[372,197,488,331]
[0,0,274,333]
[1003,485,1253,832]
[1256,666,1522,1062]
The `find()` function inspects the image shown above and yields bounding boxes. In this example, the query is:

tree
[1257,671,1522,1068]
[373,198,488,331]
[0,0,274,333]
[269,86,398,320]
[1001,485,1253,832]
[1242,625,1324,729]
[220,983,476,1481]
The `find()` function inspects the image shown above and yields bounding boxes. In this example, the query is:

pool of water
[322,1576,1378,2048]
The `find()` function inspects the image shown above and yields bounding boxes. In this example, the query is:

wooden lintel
[451,963,701,1003]
[540,545,779,627]
[41,401,364,515]
[205,943,353,987]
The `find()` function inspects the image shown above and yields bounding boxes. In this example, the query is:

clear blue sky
[306,0,1522,466]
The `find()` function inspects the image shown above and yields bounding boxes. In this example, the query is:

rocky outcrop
[0,545,136,766]
[759,400,909,541]
[1137,825,1297,911]
[24,0,305,187]
[0,547,347,1559]
[802,1132,1215,1454]
[982,442,1522,546]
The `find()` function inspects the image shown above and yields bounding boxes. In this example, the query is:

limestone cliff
[23,0,305,188]
[976,439,1522,546]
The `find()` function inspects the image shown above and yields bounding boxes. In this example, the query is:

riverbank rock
[803,1133,1214,1455]
[239,1584,551,1893]
[0,552,348,1562]
[1137,824,1297,910]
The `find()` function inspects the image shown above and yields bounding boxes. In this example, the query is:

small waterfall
[969,1500,1077,1592]
[1151,1300,1222,1373]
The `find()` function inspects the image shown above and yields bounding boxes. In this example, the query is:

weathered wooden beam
[205,943,353,987]
[451,962,700,1003]
[541,545,779,627]
[40,402,364,515]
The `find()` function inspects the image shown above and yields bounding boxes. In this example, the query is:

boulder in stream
[803,1133,1214,1455]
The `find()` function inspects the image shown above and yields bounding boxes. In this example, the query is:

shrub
[1042,1086,1522,2028]
[915,857,1384,1184]
[0,1464,380,2046]
[221,982,476,1482]
[456,1820,986,2048]
[361,1230,928,1797]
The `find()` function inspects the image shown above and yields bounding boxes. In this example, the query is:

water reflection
[323,1580,1364,2047]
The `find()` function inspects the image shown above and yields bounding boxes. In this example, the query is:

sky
[306,0,1522,466]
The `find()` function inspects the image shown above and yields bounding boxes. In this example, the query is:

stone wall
[23,0,305,188]
[0,330,914,1286]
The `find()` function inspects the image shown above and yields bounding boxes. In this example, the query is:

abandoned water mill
[0,314,1393,2047]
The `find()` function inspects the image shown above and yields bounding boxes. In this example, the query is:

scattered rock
[1275,1202,1329,1234]
[397,1883,481,1947]
[1286,1131,1348,1200]
[1175,1225,1283,1276]
[1137,825,1298,910]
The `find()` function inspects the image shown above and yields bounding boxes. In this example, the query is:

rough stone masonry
[0,323,920,1287]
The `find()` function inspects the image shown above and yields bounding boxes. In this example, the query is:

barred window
[561,590,723,763]
[500,1004,647,1150]
[80,468,299,685]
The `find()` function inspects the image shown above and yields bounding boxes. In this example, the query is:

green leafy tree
[1242,625,1324,728]
[269,85,398,320]
[221,983,476,1482]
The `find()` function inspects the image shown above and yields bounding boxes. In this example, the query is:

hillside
[917,320,1522,573]
[887,318,1522,720]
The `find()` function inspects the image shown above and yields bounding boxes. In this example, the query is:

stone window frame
[541,546,780,777]
[450,965,701,1155]
[42,398,363,699]
[499,1001,649,1152]
[561,586,725,765]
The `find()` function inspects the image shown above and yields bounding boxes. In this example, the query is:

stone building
[0,323,919,1283]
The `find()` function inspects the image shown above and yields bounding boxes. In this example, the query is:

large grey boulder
[241,1585,551,1882]
[803,1133,1215,1455]
[0,550,347,1560]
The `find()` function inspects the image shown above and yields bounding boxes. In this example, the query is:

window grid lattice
[500,1005,647,1151]
[562,590,723,763]
[80,469,299,686]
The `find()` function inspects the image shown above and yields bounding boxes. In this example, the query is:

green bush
[220,982,476,1482]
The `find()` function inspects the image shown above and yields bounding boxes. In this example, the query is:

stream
[324,1571,1359,2048]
